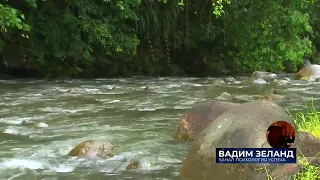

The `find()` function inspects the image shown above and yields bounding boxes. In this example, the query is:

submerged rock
[259,94,285,100]
[126,160,140,170]
[66,87,83,93]
[272,78,290,85]
[211,79,226,84]
[259,88,301,101]
[224,77,241,84]
[34,122,49,128]
[251,71,277,82]
[68,140,116,159]
[21,121,49,128]
[173,101,239,141]
[180,100,297,180]
[214,92,232,101]
[264,88,281,95]
[252,78,268,84]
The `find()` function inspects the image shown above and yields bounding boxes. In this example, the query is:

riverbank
[260,102,320,179]
[293,102,320,139]
[287,103,320,179]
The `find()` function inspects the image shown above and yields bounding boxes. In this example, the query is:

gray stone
[180,100,297,180]
[173,101,239,141]
[252,71,277,82]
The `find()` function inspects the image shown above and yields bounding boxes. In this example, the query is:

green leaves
[25,0,37,8]
[213,0,225,17]
[225,0,314,71]
[0,4,30,32]
[0,0,319,77]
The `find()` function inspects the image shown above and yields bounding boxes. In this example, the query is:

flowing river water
[0,76,319,180]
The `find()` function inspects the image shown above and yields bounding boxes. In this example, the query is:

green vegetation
[265,102,320,179]
[294,101,320,138]
[295,157,320,180]
[260,102,320,179]
[293,103,320,180]
[264,161,320,180]
[1,0,320,78]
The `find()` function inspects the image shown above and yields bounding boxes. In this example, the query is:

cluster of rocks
[213,71,277,85]
[67,101,320,179]
[211,64,320,102]
[213,64,320,86]
[65,64,320,179]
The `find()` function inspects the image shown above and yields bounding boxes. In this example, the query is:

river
[0,76,319,180]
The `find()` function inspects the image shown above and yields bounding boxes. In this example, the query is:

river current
[0,76,319,180]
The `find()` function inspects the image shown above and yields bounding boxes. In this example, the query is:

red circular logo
[266,121,296,148]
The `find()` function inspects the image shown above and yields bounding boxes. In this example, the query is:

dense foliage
[0,0,319,78]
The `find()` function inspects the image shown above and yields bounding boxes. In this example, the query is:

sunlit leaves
[213,0,225,16]
[0,4,30,32]
[178,0,184,6]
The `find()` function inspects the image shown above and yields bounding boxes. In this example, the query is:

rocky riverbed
[0,75,319,179]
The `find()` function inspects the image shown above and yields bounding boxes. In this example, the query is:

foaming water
[0,77,319,179]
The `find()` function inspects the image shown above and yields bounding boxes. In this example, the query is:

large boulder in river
[180,100,297,180]
[251,71,277,82]
[68,140,116,159]
[173,101,239,141]
[292,64,320,80]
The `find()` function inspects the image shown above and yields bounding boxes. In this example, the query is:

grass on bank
[294,101,320,139]
[291,101,320,180]
[262,101,320,180]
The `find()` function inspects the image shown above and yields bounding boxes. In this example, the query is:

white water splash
[0,159,45,170]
